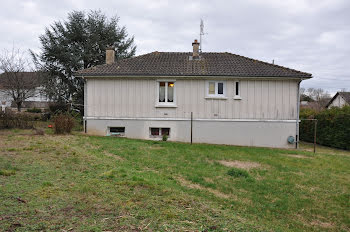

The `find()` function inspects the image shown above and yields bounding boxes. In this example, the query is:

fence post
[190,112,193,144]
[314,119,317,153]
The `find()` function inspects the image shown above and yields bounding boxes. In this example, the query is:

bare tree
[304,88,331,110]
[0,47,40,111]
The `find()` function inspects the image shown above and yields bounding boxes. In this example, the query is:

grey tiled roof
[339,92,350,104]
[75,52,312,78]
[0,72,42,88]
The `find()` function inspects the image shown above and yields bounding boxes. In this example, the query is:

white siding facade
[85,78,298,120]
[84,77,300,148]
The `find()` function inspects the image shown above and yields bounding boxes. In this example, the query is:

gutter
[76,75,311,81]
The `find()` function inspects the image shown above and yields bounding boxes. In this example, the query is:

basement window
[150,128,160,136]
[150,128,170,138]
[109,127,125,137]
[161,128,170,136]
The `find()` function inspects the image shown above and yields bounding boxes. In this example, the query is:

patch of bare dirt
[204,177,214,184]
[286,154,310,159]
[103,152,124,160]
[310,220,334,229]
[176,177,233,199]
[296,214,335,229]
[148,146,163,150]
[217,160,262,170]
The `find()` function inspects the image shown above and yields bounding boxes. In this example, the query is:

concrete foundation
[85,118,297,148]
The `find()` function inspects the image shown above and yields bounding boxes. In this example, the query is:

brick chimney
[106,46,115,64]
[192,39,200,57]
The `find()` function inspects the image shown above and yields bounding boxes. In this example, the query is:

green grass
[0,130,349,231]
[227,168,250,178]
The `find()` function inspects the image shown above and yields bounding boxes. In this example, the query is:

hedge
[0,111,36,129]
[299,106,350,150]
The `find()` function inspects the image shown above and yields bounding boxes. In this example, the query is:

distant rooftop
[326,92,350,107]
[0,72,42,88]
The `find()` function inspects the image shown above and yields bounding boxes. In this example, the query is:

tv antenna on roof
[199,19,207,53]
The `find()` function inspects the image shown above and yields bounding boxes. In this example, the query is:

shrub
[227,168,250,178]
[0,110,35,129]
[49,102,69,114]
[41,112,51,121]
[162,134,168,141]
[53,114,75,134]
[26,108,42,113]
[33,128,45,135]
[300,106,350,150]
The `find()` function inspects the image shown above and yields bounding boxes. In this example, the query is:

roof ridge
[224,52,312,77]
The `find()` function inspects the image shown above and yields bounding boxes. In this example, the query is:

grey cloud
[0,0,349,93]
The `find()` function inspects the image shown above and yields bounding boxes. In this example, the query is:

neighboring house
[0,90,11,112]
[75,40,312,148]
[0,72,48,111]
[326,92,350,109]
[10,101,49,111]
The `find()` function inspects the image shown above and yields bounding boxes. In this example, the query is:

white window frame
[234,80,242,100]
[149,127,171,138]
[156,80,177,107]
[205,80,227,99]
[107,127,125,137]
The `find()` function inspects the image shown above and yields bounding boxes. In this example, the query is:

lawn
[0,130,349,231]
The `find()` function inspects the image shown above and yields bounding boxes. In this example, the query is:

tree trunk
[17,102,22,112]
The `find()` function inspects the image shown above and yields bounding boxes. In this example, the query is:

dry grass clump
[286,154,310,159]
[217,160,261,170]
[176,177,231,199]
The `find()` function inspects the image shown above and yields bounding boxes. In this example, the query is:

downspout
[296,80,301,149]
[83,76,87,133]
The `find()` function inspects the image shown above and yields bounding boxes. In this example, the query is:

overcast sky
[1,0,349,94]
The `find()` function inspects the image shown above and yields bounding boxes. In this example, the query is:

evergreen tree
[32,10,136,113]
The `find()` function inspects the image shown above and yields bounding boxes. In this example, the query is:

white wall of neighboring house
[84,77,300,148]
[327,94,348,108]
[0,87,48,111]
[26,87,48,102]
[0,90,12,111]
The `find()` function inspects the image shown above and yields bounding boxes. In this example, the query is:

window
[150,128,170,138]
[209,82,215,94]
[150,128,160,136]
[157,81,175,106]
[161,128,170,136]
[206,81,226,97]
[234,81,241,99]
[109,127,125,136]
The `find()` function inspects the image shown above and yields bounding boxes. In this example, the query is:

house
[326,92,350,109]
[0,72,48,111]
[75,40,312,148]
[0,80,11,111]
